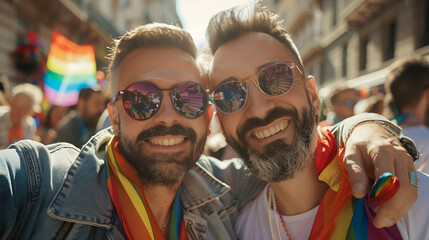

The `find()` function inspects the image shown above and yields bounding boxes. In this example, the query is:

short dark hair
[386,58,429,112]
[79,85,103,100]
[108,23,197,95]
[206,5,304,73]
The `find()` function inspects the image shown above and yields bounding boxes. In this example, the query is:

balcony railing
[344,0,393,28]
[69,0,120,38]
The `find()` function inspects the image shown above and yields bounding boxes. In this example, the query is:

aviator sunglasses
[112,81,208,120]
[210,62,303,114]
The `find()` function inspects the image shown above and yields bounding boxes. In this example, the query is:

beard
[117,120,207,186]
[226,106,318,182]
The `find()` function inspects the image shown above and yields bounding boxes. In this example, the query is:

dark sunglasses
[112,81,208,120]
[209,62,303,114]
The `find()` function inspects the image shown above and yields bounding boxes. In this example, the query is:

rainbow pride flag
[44,31,97,106]
[309,128,401,240]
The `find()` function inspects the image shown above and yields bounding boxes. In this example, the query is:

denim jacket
[0,127,265,240]
[0,113,400,240]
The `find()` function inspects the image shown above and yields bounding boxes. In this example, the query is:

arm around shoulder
[329,113,401,144]
[197,156,266,209]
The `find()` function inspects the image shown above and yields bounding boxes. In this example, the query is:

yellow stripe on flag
[106,145,156,240]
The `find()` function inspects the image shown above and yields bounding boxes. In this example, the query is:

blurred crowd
[1,57,429,172]
[319,57,429,173]
[0,74,107,150]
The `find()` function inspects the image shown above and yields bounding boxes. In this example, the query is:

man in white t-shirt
[384,58,429,174]
[206,5,429,239]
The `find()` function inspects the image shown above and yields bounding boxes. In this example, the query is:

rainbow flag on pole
[44,31,97,106]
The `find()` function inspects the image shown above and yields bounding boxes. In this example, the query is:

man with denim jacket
[0,23,418,240]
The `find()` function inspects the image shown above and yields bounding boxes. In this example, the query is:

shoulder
[0,106,10,118]
[0,140,79,238]
[2,140,79,177]
[57,111,79,130]
[402,125,429,137]
[197,155,244,173]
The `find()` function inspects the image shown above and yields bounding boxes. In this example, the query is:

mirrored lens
[212,81,247,113]
[123,82,161,120]
[258,63,294,96]
[171,82,208,119]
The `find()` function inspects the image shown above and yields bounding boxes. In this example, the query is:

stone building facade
[262,0,429,94]
[0,0,181,87]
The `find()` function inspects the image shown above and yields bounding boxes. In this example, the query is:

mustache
[237,107,298,139]
[136,124,197,143]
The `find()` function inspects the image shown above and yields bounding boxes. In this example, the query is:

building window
[360,38,368,71]
[384,20,396,61]
[342,43,348,77]
[332,0,338,27]
[420,0,429,48]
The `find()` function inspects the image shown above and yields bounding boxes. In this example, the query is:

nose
[151,92,182,126]
[243,81,276,119]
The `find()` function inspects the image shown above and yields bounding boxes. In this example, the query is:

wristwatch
[399,136,420,162]
[372,120,420,162]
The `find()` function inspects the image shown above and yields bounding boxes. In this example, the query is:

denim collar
[48,128,231,227]
[47,128,115,228]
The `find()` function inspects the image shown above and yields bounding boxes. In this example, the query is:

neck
[401,96,428,124]
[144,181,181,236]
[269,160,329,216]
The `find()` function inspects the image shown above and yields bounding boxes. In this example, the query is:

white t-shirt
[402,125,429,174]
[236,172,429,240]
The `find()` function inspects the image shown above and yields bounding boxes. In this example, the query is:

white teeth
[149,137,185,146]
[269,127,276,136]
[264,129,270,137]
[254,120,289,139]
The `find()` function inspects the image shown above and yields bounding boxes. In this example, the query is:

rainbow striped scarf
[309,127,402,239]
[105,136,187,240]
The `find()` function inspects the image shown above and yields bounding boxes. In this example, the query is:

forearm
[328,113,401,145]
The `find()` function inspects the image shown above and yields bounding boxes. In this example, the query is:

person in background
[54,85,106,148]
[354,93,385,115]
[0,74,11,106]
[384,58,429,173]
[0,83,43,149]
[207,5,426,239]
[320,83,359,127]
[35,105,70,144]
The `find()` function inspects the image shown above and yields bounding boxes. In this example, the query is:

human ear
[306,75,320,113]
[107,102,119,135]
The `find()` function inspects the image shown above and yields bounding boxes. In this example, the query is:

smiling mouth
[147,136,186,146]
[253,120,289,139]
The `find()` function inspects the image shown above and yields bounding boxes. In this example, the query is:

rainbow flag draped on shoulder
[44,31,97,106]
[309,127,402,239]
